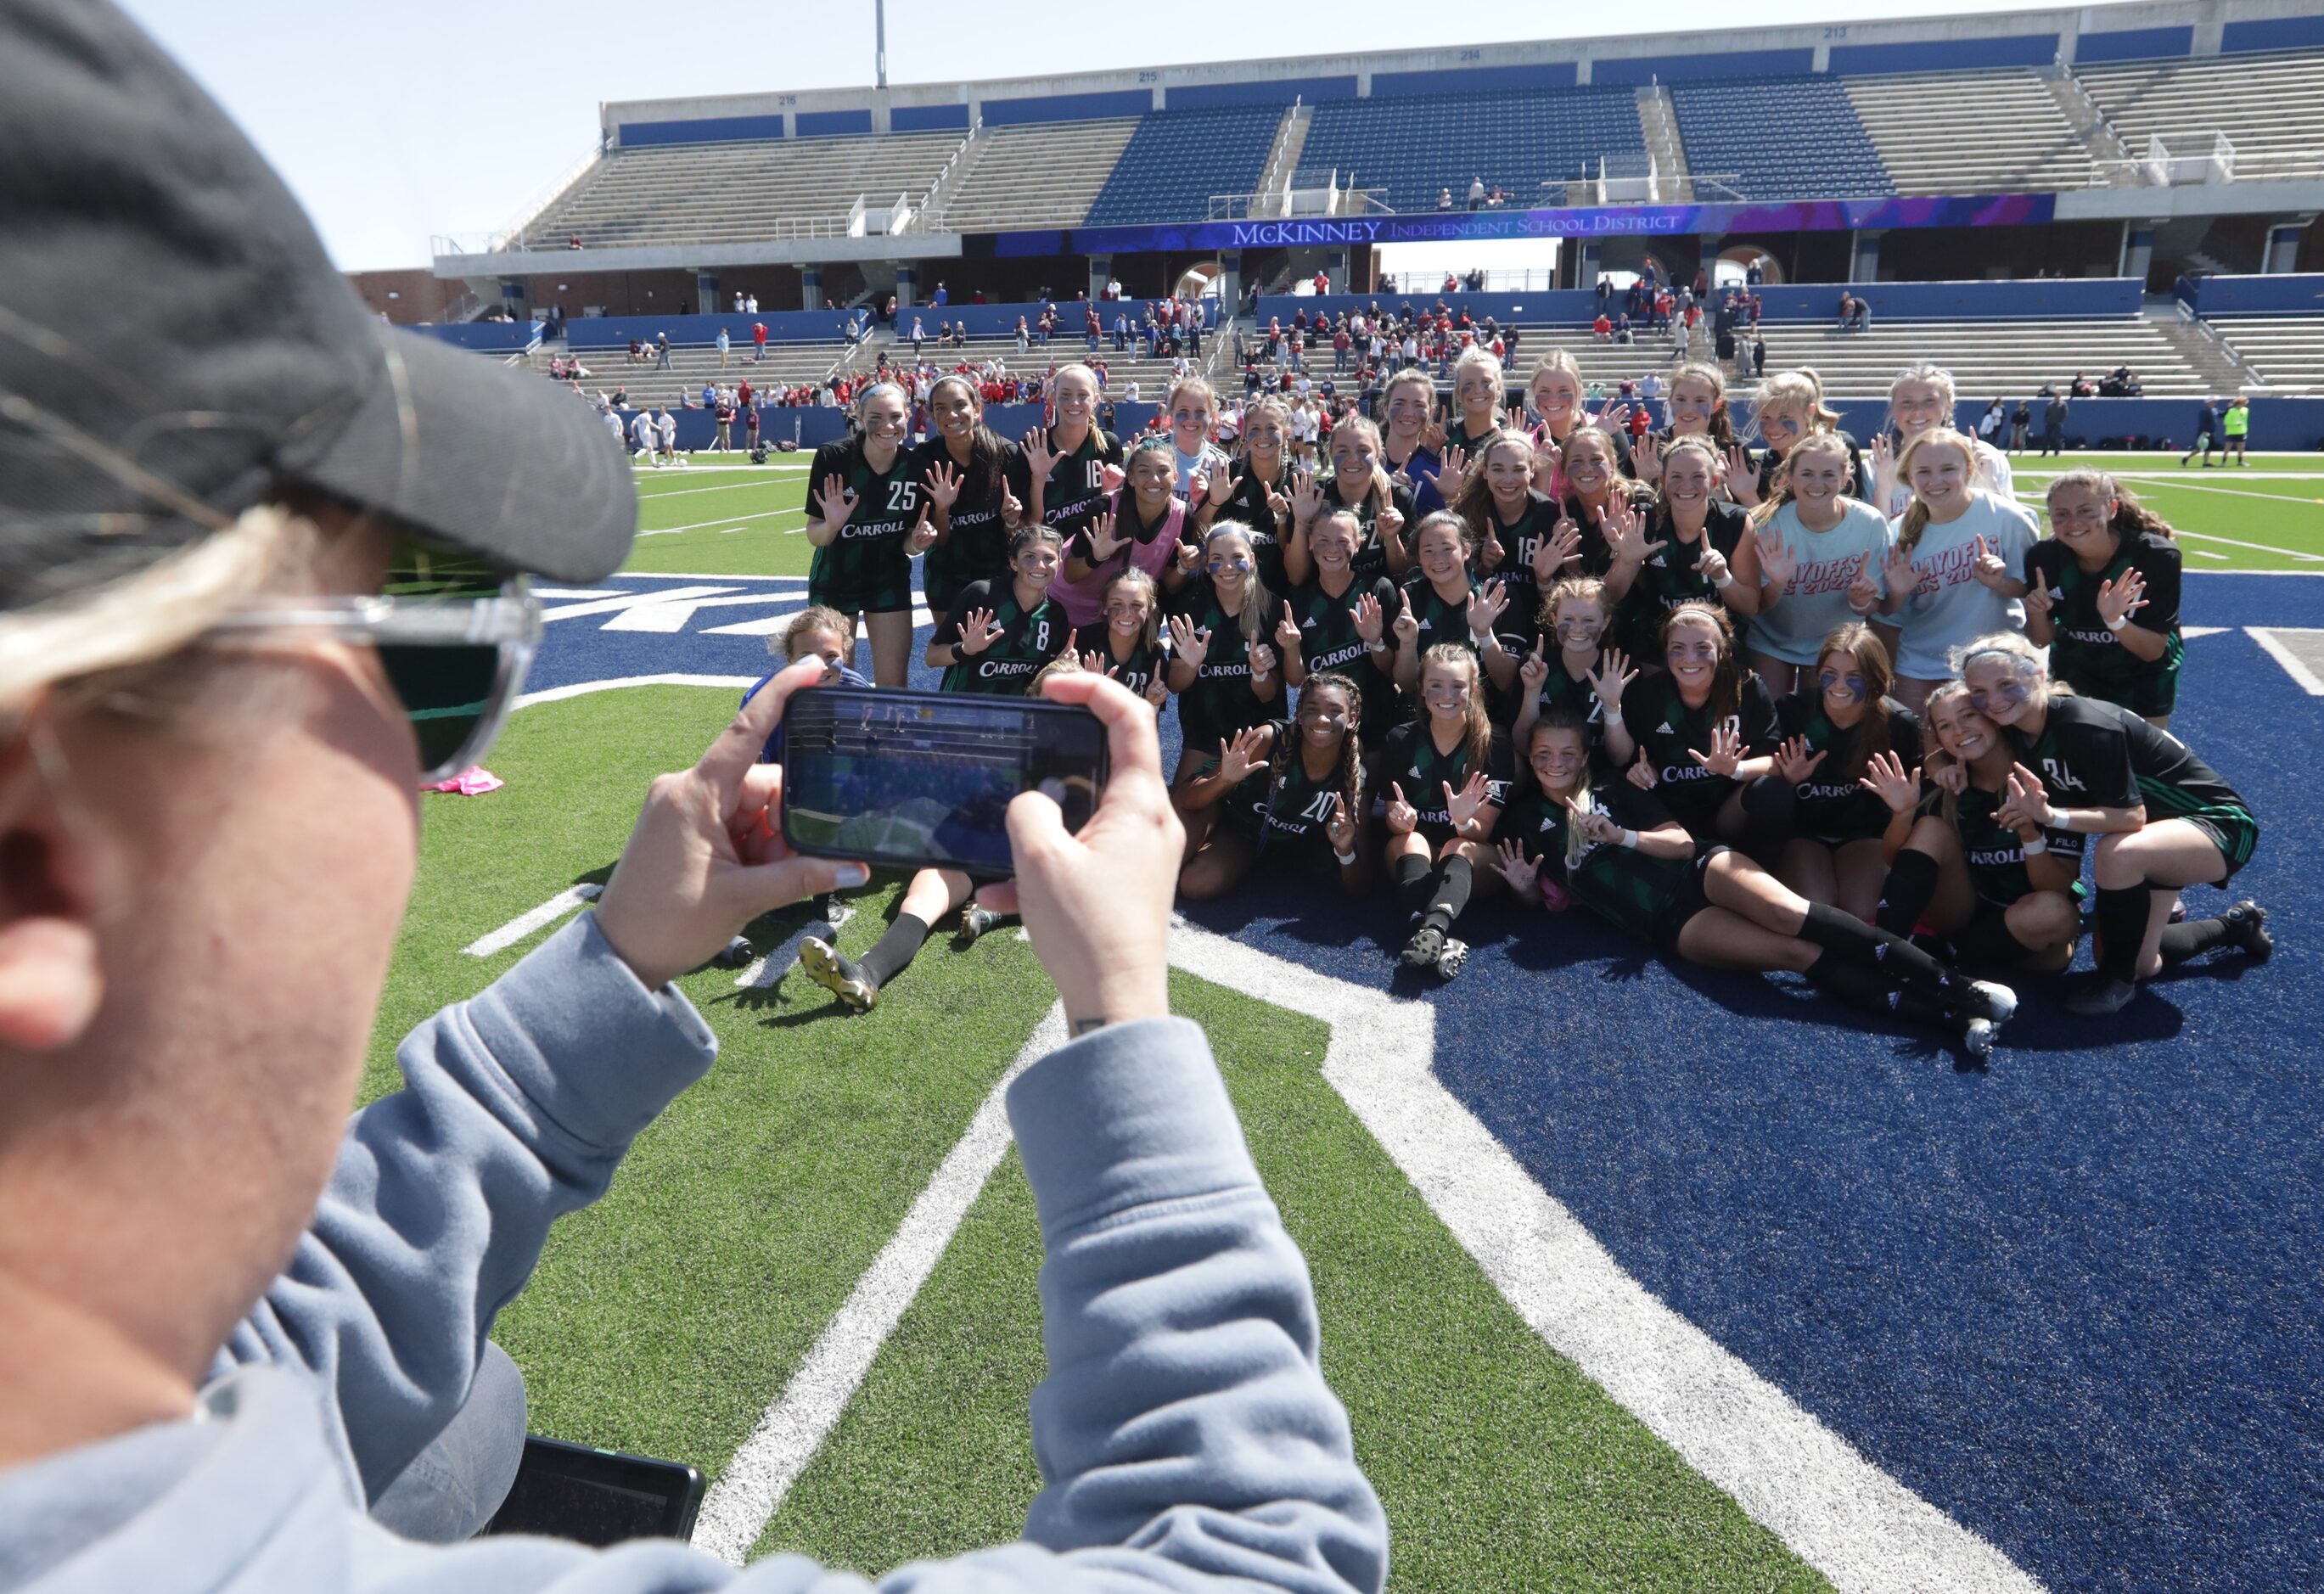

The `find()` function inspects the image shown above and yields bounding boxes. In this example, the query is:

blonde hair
[1327,413,1393,517]
[1450,345,1506,421]
[1749,370,1840,445]
[1164,373,1217,418]
[1199,520,1276,648]
[1536,573,1610,633]
[1749,429,1855,530]
[777,604,854,662]
[1526,350,1584,413]
[1530,710,1598,874]
[1893,429,1978,557]
[1951,627,2052,688]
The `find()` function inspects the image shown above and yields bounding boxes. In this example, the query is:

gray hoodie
[0,912,1386,1591]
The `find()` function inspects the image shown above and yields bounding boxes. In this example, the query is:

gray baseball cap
[0,0,635,614]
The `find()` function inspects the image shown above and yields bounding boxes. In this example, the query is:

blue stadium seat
[1667,77,1894,199]
[1297,87,1647,214]
[1082,105,1286,224]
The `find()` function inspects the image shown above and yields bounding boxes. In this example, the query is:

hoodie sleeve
[211,909,717,1501]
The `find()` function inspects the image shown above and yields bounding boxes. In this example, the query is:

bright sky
[121,0,2119,272]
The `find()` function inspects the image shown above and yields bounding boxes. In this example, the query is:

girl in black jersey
[1604,601,1779,843]
[1727,371,1864,511]
[1540,424,1649,579]
[2024,470,2185,727]
[1176,672,1368,899]
[1445,347,1509,458]
[1166,521,1283,800]
[1019,362,1126,552]
[1278,507,1401,749]
[1613,436,1753,661]
[1743,623,1922,922]
[1495,710,2018,1057]
[1284,414,1417,588]
[804,382,939,687]
[916,373,1023,617]
[1512,576,1636,759]
[1379,644,1512,980]
[1190,394,1289,589]
[1956,631,2268,1015]
[1379,368,1448,516]
[1520,350,1633,485]
[1629,362,1737,489]
[800,654,1082,1013]
[1865,682,2081,974]
[1073,565,1171,710]
[1393,513,1518,699]
[925,524,1069,695]
[1451,432,1578,626]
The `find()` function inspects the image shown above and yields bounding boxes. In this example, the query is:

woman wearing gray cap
[0,3,1386,1589]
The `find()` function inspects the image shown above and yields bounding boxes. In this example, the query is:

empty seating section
[2206,317,2324,392]
[531,132,962,250]
[1083,105,1284,224]
[1299,87,1645,215]
[935,121,1141,232]
[1844,70,2096,194]
[2077,51,2324,181]
[528,336,868,401]
[1668,79,1894,199]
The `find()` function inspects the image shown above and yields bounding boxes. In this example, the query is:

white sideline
[2248,627,2324,695]
[459,884,599,957]
[1164,920,2042,1594]
[514,673,760,710]
[689,1002,1067,1565]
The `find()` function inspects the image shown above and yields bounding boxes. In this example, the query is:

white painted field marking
[2170,529,2324,563]
[637,508,804,538]
[542,586,739,622]
[1166,920,2042,1594]
[599,572,806,584]
[530,587,626,600]
[2189,548,2231,561]
[514,673,760,711]
[2248,627,2324,695]
[690,1002,1067,1566]
[701,609,806,637]
[2181,626,2227,639]
[633,476,812,502]
[601,592,814,633]
[460,884,601,957]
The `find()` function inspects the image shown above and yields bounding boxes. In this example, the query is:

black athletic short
[2181,804,2260,885]
[1654,845,1728,957]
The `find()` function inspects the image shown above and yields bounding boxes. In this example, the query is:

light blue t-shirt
[1748,497,1894,666]
[1888,491,2041,679]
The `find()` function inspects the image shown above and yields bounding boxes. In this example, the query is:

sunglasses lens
[381,642,509,779]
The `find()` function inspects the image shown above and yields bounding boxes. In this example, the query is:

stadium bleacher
[2206,317,2324,391]
[1298,86,1646,215]
[1667,77,1893,199]
[2077,48,2324,181]
[931,120,1141,232]
[1083,105,1284,224]
[1844,68,2097,194]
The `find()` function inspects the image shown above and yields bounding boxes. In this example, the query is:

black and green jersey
[1379,719,1513,845]
[1399,572,1481,665]
[1210,464,1288,591]
[1619,671,1780,839]
[932,579,1068,695]
[1525,656,1615,750]
[1620,500,1751,660]
[1284,575,1401,740]
[1933,781,2052,909]
[1070,620,1167,698]
[1444,416,1501,460]
[2024,530,2183,718]
[2012,693,2250,852]
[1322,476,1417,587]
[807,440,923,614]
[1503,777,1698,942]
[1221,719,1356,860]
[1556,489,1653,581]
[1478,493,1563,624]
[914,436,1022,610]
[1022,425,1126,547]
[1170,578,1271,748]
[1772,693,1923,844]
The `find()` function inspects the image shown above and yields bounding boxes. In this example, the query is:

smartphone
[481,1435,704,1546]
[780,687,1108,878]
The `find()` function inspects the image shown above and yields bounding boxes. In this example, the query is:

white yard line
[637,508,806,538]
[514,673,761,710]
[690,1002,1067,1565]
[459,884,601,957]
[2248,627,2324,695]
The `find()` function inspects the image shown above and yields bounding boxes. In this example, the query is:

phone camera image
[781,689,1107,878]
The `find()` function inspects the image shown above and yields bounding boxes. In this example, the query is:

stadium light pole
[876,0,887,88]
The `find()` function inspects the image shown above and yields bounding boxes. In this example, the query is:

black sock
[2091,885,2153,983]
[856,912,934,987]
[811,891,842,923]
[1875,850,1941,940]
[1392,852,1434,918]
[2157,916,2230,970]
[1799,901,1954,988]
[1806,953,1962,1028]
[1422,856,1474,935]
[1950,912,2035,968]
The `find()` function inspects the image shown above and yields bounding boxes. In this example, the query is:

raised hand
[1868,432,1895,494]
[1632,441,1663,486]
[1518,634,1549,693]
[1723,444,1761,508]
[1275,600,1304,655]
[1100,462,1126,493]
[1390,588,1420,649]
[1249,642,1278,679]
[903,508,938,557]
[1205,466,1235,508]
[1970,533,2012,590]
[1504,401,1530,435]
[1998,761,2056,831]
[1756,530,1799,595]
[1530,441,1563,494]
[1444,771,1492,832]
[1598,401,1633,435]
[957,606,999,655]
[1847,552,1882,613]
[1929,760,1969,796]
[1219,727,1269,785]
[1494,837,1541,895]
[1589,648,1637,710]
[1020,429,1058,480]
[1558,792,1625,847]
[1466,579,1511,640]
[1378,500,1406,549]
[1287,468,1323,525]
[1693,541,1732,589]
[1166,614,1213,666]
[1687,722,1744,779]
[1434,443,1469,502]
[2097,568,2148,627]
[1882,543,1919,603]
[1079,649,1110,677]
[1420,417,1448,452]
[1325,794,1361,857]
[1385,779,1418,836]
[1774,733,1827,785]
[1085,508,1125,563]
[1535,516,1585,583]
[811,472,856,525]
[1143,673,1170,709]
[922,458,962,510]
[1603,495,1664,567]
[999,480,1024,530]
[1625,747,1660,790]
[2025,569,2056,619]
[1857,749,1920,813]
[1174,540,1200,574]
[1351,589,1386,645]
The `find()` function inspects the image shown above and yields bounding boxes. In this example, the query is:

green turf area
[626,464,812,576]
[761,968,1827,1591]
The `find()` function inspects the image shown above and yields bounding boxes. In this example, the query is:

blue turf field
[531,570,2321,1593]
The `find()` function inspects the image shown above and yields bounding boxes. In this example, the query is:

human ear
[0,727,119,1052]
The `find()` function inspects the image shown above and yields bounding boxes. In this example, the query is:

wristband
[1367,638,1390,653]
[1714,572,1736,591]
[1471,631,1495,650]
[2019,835,2049,855]
[1848,598,1876,615]
[1335,847,1358,867]
[2107,612,2132,632]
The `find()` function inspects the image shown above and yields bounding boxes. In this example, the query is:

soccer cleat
[957,905,998,943]
[2221,900,2273,963]
[1955,979,2018,1024]
[712,935,756,970]
[799,935,879,1013]
[1435,938,1470,980]
[1962,1016,1998,1061]
[1401,923,1445,970]
[2063,974,2137,1017]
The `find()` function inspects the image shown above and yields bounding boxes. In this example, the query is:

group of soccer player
[781,348,2269,1056]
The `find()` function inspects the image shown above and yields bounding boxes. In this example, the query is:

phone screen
[483,1436,704,1546]
[781,688,1107,877]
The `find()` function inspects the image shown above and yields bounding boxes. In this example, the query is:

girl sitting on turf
[1874,429,2039,712]
[2023,469,2185,728]
[1379,644,1513,979]
[1166,521,1283,803]
[1175,671,1369,900]
[1493,710,2018,1058]
[1393,511,1518,698]
[1603,601,1779,845]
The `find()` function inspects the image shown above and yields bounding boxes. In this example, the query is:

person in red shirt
[752,321,767,362]
[1628,405,1651,441]
[1593,313,1612,342]
[737,378,753,409]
